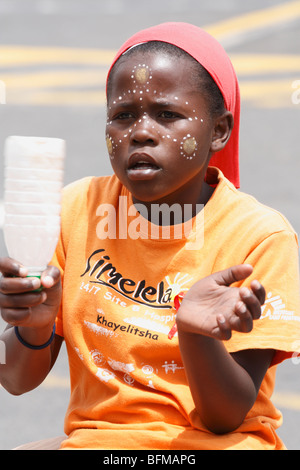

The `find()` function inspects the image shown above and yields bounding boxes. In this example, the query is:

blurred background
[0,0,299,450]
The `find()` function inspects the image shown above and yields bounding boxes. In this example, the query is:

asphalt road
[0,0,300,451]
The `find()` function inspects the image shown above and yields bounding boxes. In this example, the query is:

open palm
[176,264,265,341]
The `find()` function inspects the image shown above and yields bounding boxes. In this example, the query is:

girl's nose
[130,117,158,145]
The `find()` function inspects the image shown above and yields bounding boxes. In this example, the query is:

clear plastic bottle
[3,135,65,277]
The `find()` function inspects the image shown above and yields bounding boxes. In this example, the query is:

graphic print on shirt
[80,248,193,309]
[74,338,184,390]
[76,248,192,389]
[261,291,299,322]
[79,247,194,342]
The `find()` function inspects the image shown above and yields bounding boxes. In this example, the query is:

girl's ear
[210,111,234,153]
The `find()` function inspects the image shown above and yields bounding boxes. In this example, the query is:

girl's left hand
[176,264,265,341]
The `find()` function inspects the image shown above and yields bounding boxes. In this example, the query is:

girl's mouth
[127,153,161,180]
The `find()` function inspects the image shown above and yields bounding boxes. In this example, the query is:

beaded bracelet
[14,324,56,350]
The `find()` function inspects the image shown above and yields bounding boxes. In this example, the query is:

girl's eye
[115,112,134,120]
[159,111,180,120]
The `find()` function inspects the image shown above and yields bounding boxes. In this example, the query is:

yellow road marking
[7,90,106,106]
[0,46,116,67]
[0,69,107,89]
[0,1,299,67]
[231,54,300,76]
[1,53,299,87]
[41,374,70,389]
[240,79,297,108]
[204,0,300,41]
[1,3,299,108]
[272,391,300,411]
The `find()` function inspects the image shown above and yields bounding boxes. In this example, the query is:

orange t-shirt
[52,168,300,450]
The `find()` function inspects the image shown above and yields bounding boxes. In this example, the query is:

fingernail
[218,315,226,324]
[19,266,28,277]
[240,287,250,297]
[252,280,261,289]
[43,276,54,288]
[31,278,41,290]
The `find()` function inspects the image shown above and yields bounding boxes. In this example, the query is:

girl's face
[106,51,222,207]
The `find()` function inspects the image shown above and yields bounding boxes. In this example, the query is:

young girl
[0,22,299,450]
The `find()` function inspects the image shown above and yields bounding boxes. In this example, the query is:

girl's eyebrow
[110,99,183,108]
[154,100,178,106]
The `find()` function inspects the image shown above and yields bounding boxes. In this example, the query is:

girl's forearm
[178,330,257,434]
[0,324,54,396]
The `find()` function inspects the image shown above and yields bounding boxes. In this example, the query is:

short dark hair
[107,41,226,117]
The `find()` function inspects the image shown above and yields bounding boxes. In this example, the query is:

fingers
[0,292,47,326]
[250,279,266,306]
[216,315,233,341]
[215,280,265,341]
[0,257,28,278]
[0,275,41,294]
[215,304,254,341]
[239,282,265,319]
[214,264,253,287]
[0,258,61,327]
[41,266,61,290]
[0,259,60,294]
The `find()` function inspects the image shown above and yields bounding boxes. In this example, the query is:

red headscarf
[107,22,240,188]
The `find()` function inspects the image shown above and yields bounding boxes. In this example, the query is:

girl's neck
[132,182,214,226]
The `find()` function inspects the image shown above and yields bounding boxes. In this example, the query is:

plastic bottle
[3,135,65,277]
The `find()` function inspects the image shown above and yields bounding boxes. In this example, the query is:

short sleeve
[224,230,300,366]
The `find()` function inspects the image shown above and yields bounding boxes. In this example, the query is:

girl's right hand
[0,257,62,330]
